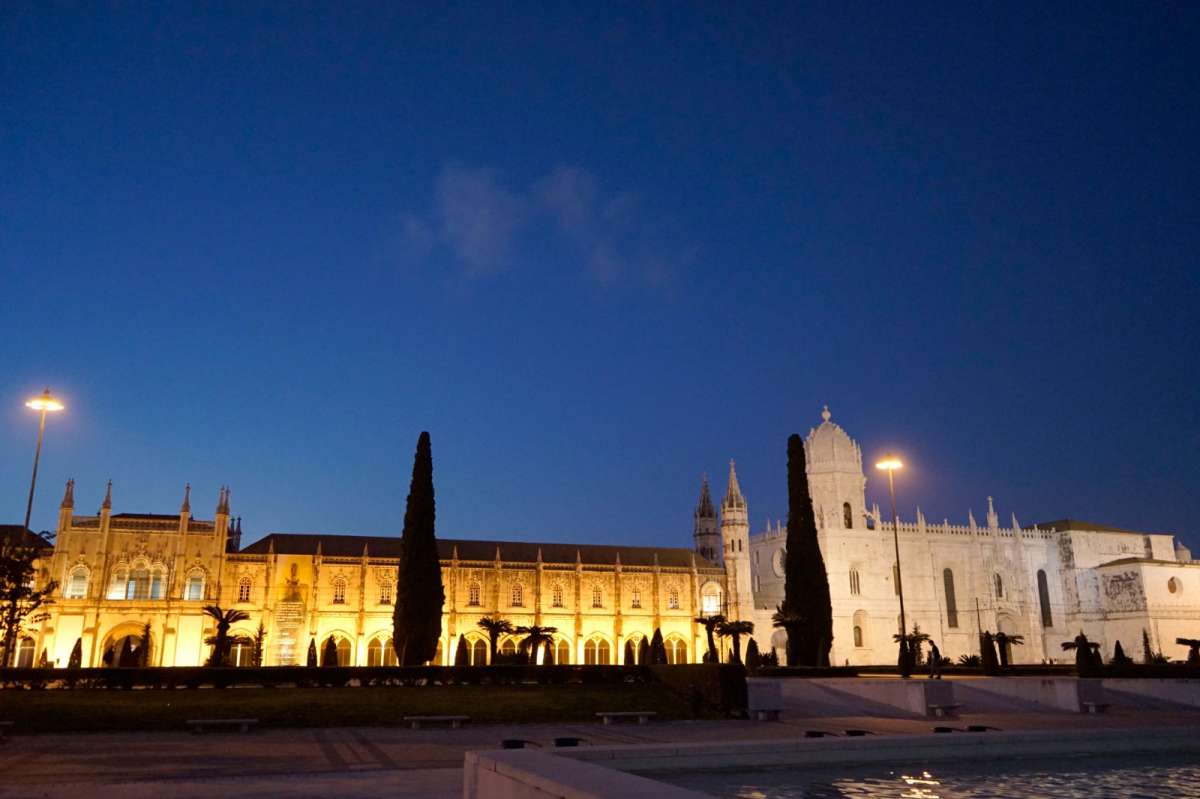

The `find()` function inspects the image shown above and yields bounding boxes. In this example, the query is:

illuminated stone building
[17,406,1199,668]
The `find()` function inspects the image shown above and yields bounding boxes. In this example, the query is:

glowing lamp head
[26,389,64,413]
[875,456,903,472]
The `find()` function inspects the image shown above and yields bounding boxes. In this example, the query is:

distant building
[16,407,1199,667]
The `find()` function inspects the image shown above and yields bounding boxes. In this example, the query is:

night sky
[3,5,1197,552]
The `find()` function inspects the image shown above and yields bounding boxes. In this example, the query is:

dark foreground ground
[2,703,1198,799]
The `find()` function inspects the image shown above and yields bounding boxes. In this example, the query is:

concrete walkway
[3,708,1199,798]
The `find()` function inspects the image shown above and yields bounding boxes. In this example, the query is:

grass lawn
[0,683,699,733]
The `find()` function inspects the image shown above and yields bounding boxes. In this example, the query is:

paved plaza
[4,700,1199,798]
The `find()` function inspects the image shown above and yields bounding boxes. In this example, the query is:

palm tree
[476,617,513,664]
[694,614,726,663]
[957,653,982,667]
[514,625,557,665]
[1176,638,1200,665]
[202,605,250,667]
[717,619,755,664]
[771,605,803,666]
[1062,631,1102,675]
[893,623,930,667]
[993,632,1025,668]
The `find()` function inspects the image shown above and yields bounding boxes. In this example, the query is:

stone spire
[723,460,746,510]
[101,480,112,511]
[695,474,715,519]
[986,496,999,529]
[60,478,75,509]
[217,486,231,515]
[180,483,191,514]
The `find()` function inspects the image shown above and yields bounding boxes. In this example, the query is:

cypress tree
[117,636,135,667]
[393,432,445,666]
[454,635,469,666]
[781,434,832,666]
[649,628,667,664]
[624,639,635,665]
[542,640,554,665]
[1142,628,1154,663]
[1112,640,1130,665]
[139,622,153,667]
[68,638,82,668]
[38,648,49,668]
[306,639,318,667]
[637,636,650,665]
[322,637,338,667]
[745,638,761,672]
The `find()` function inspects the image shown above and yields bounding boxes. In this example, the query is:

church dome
[804,406,863,473]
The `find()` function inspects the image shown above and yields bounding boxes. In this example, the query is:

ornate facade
[17,406,1199,668]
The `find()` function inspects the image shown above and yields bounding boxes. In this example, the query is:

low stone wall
[1103,678,1200,708]
[464,749,704,799]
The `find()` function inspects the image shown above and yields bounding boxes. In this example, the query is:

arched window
[237,576,252,603]
[228,637,254,667]
[379,579,394,605]
[852,610,868,648]
[149,567,165,599]
[14,636,36,668]
[470,638,488,666]
[1037,569,1053,628]
[107,568,128,600]
[185,571,205,601]
[65,566,89,599]
[500,638,517,656]
[321,635,352,666]
[467,581,481,606]
[665,635,688,664]
[584,636,611,665]
[849,569,861,596]
[668,589,680,610]
[367,636,397,666]
[701,584,722,615]
[331,576,347,604]
[630,588,641,609]
[994,573,1004,599]
[591,585,603,608]
[892,562,901,596]
[943,568,958,628]
[510,582,524,607]
[843,502,853,529]
[555,638,571,665]
[126,567,150,600]
[551,583,564,608]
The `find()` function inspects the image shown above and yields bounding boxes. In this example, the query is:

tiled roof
[240,533,719,569]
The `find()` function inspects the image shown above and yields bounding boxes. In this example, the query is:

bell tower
[720,460,755,621]
[693,474,721,564]
[803,406,867,531]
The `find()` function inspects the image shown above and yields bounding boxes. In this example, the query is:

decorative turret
[803,406,867,532]
[57,478,75,532]
[214,486,230,546]
[101,480,112,512]
[987,496,999,530]
[720,460,754,621]
[180,483,191,514]
[693,474,721,564]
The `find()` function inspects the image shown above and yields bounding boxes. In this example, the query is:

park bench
[753,708,782,722]
[927,703,963,718]
[1081,701,1110,715]
[403,715,469,729]
[596,710,657,725]
[186,718,258,734]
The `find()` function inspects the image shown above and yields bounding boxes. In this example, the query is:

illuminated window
[107,568,128,600]
[332,577,347,604]
[126,567,150,600]
[668,588,680,610]
[379,580,394,605]
[65,566,89,599]
[150,568,165,599]
[237,576,252,603]
[468,581,481,606]
[368,636,398,666]
[551,583,564,608]
[664,635,688,664]
[511,582,524,607]
[701,584,722,615]
[630,588,641,609]
[185,571,205,601]
[591,585,603,608]
[584,636,610,665]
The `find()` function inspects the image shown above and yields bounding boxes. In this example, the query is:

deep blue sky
[3,4,1198,552]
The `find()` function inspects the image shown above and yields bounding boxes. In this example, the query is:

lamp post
[22,389,65,534]
[876,456,908,677]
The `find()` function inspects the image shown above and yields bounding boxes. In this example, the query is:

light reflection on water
[654,752,1200,798]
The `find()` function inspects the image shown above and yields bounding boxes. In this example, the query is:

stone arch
[664,634,688,664]
[583,633,611,665]
[852,609,868,648]
[101,621,153,667]
[367,633,398,666]
[321,630,354,666]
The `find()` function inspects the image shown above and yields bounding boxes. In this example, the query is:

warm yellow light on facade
[875,456,903,471]
[26,389,65,412]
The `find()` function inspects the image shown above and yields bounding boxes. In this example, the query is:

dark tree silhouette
[138,621,152,667]
[717,619,754,664]
[745,638,761,672]
[993,632,1024,668]
[202,605,249,666]
[392,432,444,666]
[1176,638,1200,665]
[68,637,82,668]
[637,635,650,665]
[781,434,832,666]
[1111,640,1132,665]
[306,639,318,668]
[454,635,469,666]
[322,636,339,667]
[515,625,557,664]
[0,529,57,667]
[252,623,267,667]
[649,628,667,664]
[624,639,635,665]
[694,614,725,662]
[476,617,512,664]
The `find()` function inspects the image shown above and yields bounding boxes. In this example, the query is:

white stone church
[703,407,1199,666]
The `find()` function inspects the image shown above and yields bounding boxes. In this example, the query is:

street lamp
[23,389,65,534]
[876,456,908,677]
